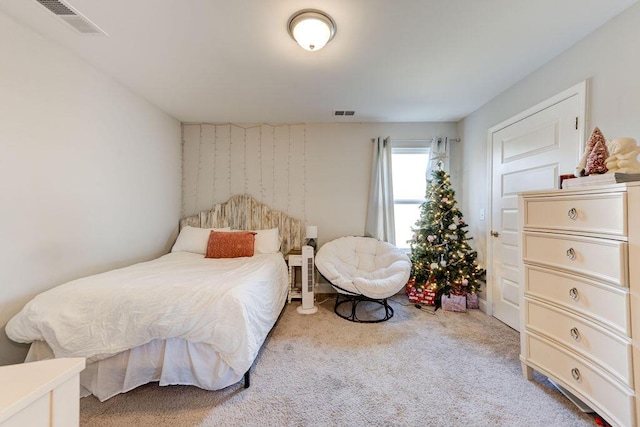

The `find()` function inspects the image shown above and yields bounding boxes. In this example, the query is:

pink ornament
[462,279,469,285]
[427,235,435,243]
[442,197,449,203]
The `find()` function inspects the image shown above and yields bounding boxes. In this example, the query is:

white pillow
[252,228,281,254]
[171,226,230,254]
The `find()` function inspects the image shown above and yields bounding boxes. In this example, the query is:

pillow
[171,226,231,254]
[206,231,256,258]
[253,228,281,254]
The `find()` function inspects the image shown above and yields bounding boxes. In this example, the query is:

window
[391,143,429,251]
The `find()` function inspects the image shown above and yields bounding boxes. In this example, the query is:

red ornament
[593,415,610,426]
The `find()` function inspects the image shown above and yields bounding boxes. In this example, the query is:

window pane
[392,152,428,200]
[394,203,421,249]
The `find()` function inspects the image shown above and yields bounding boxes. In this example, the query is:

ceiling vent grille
[35,0,107,35]
[334,110,355,116]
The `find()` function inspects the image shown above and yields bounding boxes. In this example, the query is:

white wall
[182,122,458,246]
[182,123,310,220]
[459,3,640,304]
[306,123,459,246]
[0,12,182,365]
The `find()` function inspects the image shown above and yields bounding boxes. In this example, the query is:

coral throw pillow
[206,231,256,258]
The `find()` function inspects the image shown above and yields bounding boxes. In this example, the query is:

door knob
[491,231,500,237]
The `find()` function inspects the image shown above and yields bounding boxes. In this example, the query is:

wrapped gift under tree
[441,294,467,312]
[406,279,437,305]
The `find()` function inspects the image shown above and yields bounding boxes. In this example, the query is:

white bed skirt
[27,338,242,402]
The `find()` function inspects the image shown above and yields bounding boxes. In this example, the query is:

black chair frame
[332,284,394,323]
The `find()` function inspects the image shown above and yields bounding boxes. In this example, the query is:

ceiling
[1,0,637,123]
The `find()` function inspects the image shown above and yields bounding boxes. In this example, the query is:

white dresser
[519,183,640,427]
[0,358,85,427]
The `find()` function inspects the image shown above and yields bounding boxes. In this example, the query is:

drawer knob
[567,208,577,220]
[569,287,579,300]
[571,367,581,381]
[566,248,576,260]
[570,327,580,341]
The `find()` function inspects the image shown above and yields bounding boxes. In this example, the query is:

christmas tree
[407,165,485,308]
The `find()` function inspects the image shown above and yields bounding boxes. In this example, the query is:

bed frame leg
[244,369,251,388]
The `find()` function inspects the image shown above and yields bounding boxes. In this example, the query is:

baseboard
[478,298,488,314]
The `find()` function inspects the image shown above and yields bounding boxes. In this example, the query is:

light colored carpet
[80,296,595,426]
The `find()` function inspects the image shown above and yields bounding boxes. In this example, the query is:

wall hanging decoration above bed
[181,123,308,223]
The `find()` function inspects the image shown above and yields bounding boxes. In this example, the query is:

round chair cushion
[315,236,411,300]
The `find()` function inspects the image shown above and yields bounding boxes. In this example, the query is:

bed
[5,194,304,401]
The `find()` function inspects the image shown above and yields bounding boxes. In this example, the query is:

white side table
[286,249,302,303]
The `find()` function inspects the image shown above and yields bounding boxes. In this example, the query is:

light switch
[479,208,485,221]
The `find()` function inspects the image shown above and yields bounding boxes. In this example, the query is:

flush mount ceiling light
[287,9,336,51]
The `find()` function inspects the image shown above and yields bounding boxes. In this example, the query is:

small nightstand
[285,249,303,303]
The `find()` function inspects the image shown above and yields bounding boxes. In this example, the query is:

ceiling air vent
[35,0,107,35]
[334,110,355,116]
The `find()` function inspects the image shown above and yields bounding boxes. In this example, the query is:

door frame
[483,80,588,316]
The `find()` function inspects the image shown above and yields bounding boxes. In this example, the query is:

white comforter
[6,252,288,375]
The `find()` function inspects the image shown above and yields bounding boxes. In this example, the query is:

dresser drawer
[526,334,634,427]
[525,300,632,387]
[523,232,627,286]
[525,266,629,335]
[523,193,626,237]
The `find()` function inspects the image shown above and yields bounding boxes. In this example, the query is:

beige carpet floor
[80,295,596,426]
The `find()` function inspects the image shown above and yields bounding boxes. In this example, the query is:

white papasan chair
[315,236,411,323]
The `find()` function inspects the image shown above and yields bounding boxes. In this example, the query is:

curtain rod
[373,137,461,143]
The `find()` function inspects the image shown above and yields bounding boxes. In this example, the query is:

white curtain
[426,137,450,180]
[365,137,395,243]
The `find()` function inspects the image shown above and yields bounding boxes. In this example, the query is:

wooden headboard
[179,194,304,255]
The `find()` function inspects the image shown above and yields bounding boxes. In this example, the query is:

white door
[489,82,586,331]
